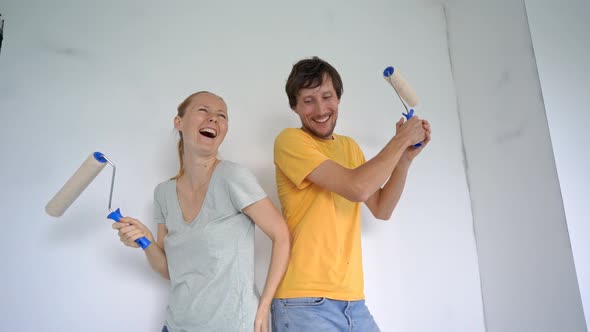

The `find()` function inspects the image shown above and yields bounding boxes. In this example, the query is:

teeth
[199,128,217,137]
[315,116,330,123]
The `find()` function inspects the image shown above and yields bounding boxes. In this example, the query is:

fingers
[111,222,126,230]
[120,233,141,248]
[253,308,269,332]
[400,116,422,132]
[122,228,145,241]
[422,130,431,147]
[398,115,420,128]
[121,239,140,248]
[410,117,425,130]
[411,117,426,144]
[112,217,140,229]
[254,319,262,332]
[117,223,139,236]
[111,216,147,248]
[119,217,143,226]
[113,217,146,236]
[397,116,431,148]
[410,116,430,141]
[423,121,431,140]
[414,131,431,153]
[395,117,404,133]
[254,319,268,332]
[407,115,421,123]
[119,225,146,241]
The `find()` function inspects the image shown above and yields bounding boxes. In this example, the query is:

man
[271,56,431,331]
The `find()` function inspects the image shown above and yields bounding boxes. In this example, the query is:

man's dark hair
[285,56,343,108]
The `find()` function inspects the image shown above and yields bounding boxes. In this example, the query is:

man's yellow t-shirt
[273,128,366,300]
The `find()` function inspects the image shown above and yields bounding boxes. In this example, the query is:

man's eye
[219,114,227,119]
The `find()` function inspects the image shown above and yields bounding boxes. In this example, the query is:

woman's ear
[174,116,182,131]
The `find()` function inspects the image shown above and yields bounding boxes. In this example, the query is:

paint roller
[383,66,422,147]
[45,152,151,249]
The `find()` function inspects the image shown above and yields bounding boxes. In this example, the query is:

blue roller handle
[107,208,151,249]
[402,109,423,148]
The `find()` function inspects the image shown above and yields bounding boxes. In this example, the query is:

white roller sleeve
[385,69,420,108]
[45,154,107,217]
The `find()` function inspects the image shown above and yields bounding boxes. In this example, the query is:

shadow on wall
[1,13,4,55]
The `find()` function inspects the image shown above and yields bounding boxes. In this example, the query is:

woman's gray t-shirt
[154,161,267,332]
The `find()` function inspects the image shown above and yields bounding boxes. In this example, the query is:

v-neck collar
[173,160,223,226]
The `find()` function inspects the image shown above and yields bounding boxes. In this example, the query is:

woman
[112,91,290,332]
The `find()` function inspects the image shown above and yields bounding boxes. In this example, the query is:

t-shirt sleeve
[227,164,268,211]
[274,129,330,189]
[153,183,166,225]
[351,139,367,166]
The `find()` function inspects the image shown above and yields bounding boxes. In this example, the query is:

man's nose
[317,101,330,114]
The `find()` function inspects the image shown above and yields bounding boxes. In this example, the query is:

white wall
[0,0,485,331]
[525,0,590,327]
[445,0,587,331]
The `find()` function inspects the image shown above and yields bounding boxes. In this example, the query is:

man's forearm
[351,135,410,201]
[367,160,411,220]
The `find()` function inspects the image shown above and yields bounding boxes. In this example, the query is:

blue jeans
[161,326,168,332]
[271,297,380,332]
